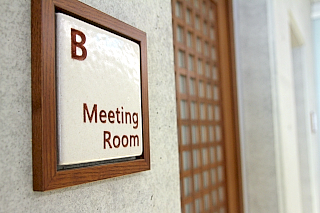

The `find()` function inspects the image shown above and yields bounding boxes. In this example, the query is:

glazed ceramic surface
[56,13,143,165]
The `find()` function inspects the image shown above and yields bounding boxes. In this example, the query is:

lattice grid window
[172,0,228,212]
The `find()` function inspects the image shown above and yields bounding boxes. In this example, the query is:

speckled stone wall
[0,0,181,212]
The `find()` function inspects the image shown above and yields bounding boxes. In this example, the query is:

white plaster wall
[234,0,320,212]
[272,0,319,212]
[313,11,320,213]
[0,0,181,212]
[272,2,302,213]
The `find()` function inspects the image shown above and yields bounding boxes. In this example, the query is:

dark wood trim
[32,0,149,191]
[216,0,243,212]
[226,0,244,211]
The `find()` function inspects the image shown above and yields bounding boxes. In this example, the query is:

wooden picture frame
[31,0,149,191]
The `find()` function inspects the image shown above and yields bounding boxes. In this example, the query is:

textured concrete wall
[0,0,181,212]
[233,0,280,212]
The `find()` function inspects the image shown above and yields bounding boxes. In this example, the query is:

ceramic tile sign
[56,13,143,165]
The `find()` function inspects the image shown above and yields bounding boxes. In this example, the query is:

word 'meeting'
[83,103,139,129]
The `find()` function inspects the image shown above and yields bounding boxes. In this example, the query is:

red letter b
[71,28,87,60]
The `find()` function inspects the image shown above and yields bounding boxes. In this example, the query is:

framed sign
[32,0,149,191]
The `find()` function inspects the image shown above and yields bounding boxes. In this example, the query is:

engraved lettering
[99,110,107,123]
[130,135,139,147]
[83,103,97,123]
[71,28,87,60]
[116,108,121,124]
[103,131,112,149]
[132,113,139,129]
[83,104,139,129]
[102,132,139,149]
[108,110,115,123]
[113,135,121,148]
[122,135,129,147]
[125,112,131,124]
[121,106,124,124]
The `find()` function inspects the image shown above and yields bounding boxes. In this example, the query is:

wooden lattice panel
[172,0,228,212]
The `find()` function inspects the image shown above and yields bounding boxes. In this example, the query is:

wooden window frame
[31,0,150,191]
[217,0,243,211]
[172,0,243,212]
